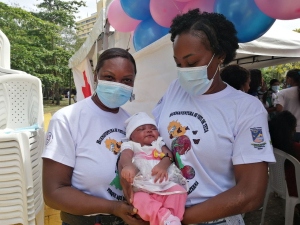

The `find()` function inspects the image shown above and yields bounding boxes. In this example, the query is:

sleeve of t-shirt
[274,91,284,106]
[41,117,76,168]
[232,102,276,165]
[121,141,133,152]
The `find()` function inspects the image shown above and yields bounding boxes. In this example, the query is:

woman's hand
[112,201,147,225]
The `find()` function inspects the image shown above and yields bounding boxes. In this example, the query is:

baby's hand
[121,165,137,184]
[151,164,168,183]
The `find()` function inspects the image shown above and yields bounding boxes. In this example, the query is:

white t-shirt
[274,86,300,132]
[42,97,130,201]
[152,80,275,207]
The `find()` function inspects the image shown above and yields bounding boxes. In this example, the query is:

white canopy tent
[69,19,300,115]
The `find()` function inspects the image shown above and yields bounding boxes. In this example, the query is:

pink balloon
[176,0,193,2]
[254,0,300,20]
[150,0,187,28]
[183,0,215,14]
[107,0,141,32]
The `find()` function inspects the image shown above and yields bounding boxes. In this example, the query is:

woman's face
[173,32,222,80]
[272,82,280,87]
[94,57,135,87]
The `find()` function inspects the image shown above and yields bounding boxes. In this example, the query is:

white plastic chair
[0,29,10,69]
[261,148,300,225]
[0,73,44,129]
[0,131,44,225]
[0,136,29,225]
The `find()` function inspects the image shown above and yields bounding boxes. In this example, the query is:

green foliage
[33,0,86,28]
[261,29,300,86]
[0,1,85,105]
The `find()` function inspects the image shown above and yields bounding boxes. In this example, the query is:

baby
[120,112,188,225]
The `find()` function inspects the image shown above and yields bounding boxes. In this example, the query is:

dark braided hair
[220,65,250,90]
[169,9,239,65]
[95,48,137,74]
[286,69,300,103]
[269,111,297,157]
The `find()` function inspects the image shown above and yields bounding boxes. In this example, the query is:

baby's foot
[164,214,181,225]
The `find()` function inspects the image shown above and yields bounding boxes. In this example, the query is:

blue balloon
[214,0,275,43]
[120,0,151,21]
[133,18,170,51]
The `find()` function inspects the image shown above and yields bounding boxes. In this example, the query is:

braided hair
[169,9,239,65]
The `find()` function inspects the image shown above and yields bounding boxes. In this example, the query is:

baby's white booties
[164,214,181,225]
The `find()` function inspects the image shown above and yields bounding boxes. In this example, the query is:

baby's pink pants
[133,185,187,225]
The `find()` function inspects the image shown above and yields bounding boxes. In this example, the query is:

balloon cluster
[107,0,300,51]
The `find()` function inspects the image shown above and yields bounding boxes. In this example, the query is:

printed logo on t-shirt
[45,132,53,146]
[96,128,126,155]
[250,127,266,150]
[167,111,210,195]
[105,138,122,155]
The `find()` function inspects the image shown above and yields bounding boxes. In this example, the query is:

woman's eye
[188,62,197,67]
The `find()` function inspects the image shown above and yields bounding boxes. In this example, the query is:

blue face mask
[96,80,133,109]
[287,85,291,88]
[177,54,218,96]
[257,86,262,91]
[271,85,280,92]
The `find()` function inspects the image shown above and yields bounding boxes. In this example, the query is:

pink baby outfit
[121,137,188,225]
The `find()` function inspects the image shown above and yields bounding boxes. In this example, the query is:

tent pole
[103,20,110,50]
[69,69,72,105]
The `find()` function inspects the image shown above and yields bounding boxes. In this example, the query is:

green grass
[43,98,74,115]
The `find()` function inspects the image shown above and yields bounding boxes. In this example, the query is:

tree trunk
[55,82,60,105]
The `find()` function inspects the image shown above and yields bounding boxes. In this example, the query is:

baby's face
[130,124,159,146]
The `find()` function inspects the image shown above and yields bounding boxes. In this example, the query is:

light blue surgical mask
[96,80,133,108]
[272,85,280,92]
[287,85,291,88]
[177,54,218,96]
[257,86,262,91]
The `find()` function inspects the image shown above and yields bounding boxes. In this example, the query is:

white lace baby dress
[121,137,188,195]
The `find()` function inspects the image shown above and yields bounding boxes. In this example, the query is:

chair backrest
[273,148,300,198]
[269,148,287,198]
[0,30,10,69]
[0,67,26,76]
[0,73,44,129]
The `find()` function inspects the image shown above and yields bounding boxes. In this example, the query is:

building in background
[76,0,107,39]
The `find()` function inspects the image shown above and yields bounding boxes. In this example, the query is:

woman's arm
[182,162,268,224]
[276,104,283,112]
[43,158,140,224]
[266,107,276,114]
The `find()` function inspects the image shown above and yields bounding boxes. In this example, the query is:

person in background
[269,111,300,224]
[262,79,280,120]
[274,69,300,142]
[258,79,267,101]
[248,69,263,98]
[220,64,251,92]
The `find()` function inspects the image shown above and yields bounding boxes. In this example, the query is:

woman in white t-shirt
[42,48,143,225]
[275,69,300,142]
[120,9,275,225]
[262,79,280,120]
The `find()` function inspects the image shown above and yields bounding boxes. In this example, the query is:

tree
[32,0,86,105]
[0,2,60,94]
